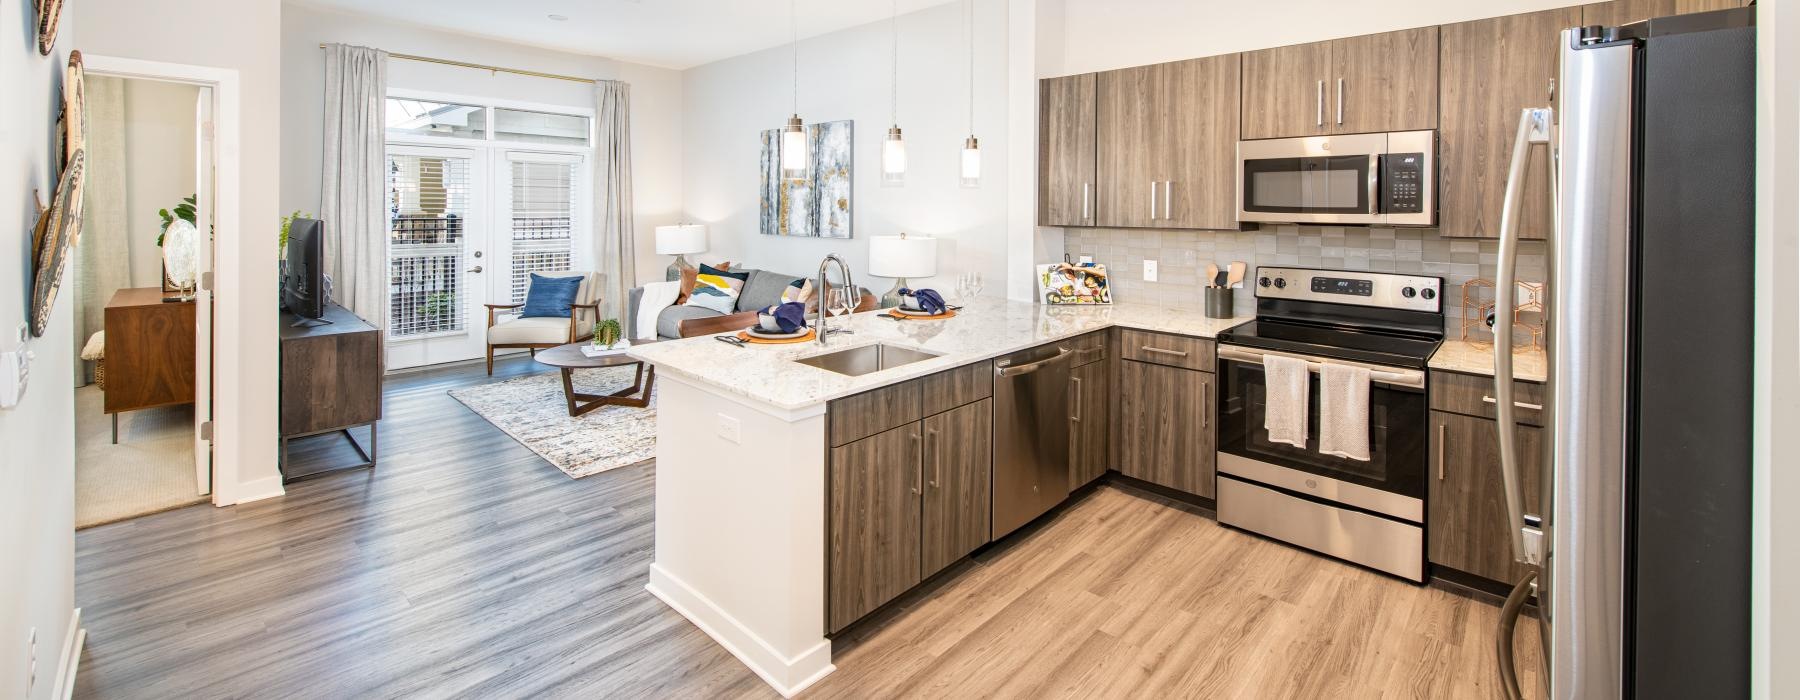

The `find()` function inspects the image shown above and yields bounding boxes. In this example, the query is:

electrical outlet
[1142,260,1159,282]
[715,413,741,444]
[0,345,31,410]
[1078,255,1093,265]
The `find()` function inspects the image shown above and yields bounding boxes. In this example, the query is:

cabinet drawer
[1430,371,1546,427]
[1119,329,1214,371]
[1064,331,1108,366]
[829,380,923,447]
[920,361,994,417]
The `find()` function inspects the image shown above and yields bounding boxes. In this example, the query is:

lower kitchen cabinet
[828,423,922,633]
[1118,359,1217,498]
[1427,409,1544,585]
[1069,360,1110,490]
[921,399,993,575]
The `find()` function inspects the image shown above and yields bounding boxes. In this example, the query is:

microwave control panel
[1382,153,1426,214]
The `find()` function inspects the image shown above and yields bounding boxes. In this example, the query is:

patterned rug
[448,366,657,479]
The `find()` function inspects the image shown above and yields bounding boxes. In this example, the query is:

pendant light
[959,0,980,188]
[881,0,906,187]
[779,0,809,181]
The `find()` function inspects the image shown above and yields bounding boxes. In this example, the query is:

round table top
[534,340,656,369]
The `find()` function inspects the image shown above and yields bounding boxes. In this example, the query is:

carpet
[75,385,206,528]
[448,366,657,479]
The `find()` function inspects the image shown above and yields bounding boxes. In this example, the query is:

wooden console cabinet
[279,303,382,480]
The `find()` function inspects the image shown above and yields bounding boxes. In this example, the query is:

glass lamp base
[666,254,694,282]
[880,277,910,309]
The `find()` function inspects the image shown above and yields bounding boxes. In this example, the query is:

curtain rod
[317,44,595,84]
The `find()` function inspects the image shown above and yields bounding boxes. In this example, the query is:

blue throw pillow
[520,273,584,318]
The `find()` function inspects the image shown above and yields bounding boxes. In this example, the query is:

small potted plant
[592,318,628,351]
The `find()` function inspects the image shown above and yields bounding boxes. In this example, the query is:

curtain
[70,76,134,385]
[594,80,636,321]
[321,43,389,331]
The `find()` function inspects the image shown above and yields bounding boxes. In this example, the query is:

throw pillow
[677,260,732,304]
[684,264,749,315]
[520,273,584,318]
[781,278,813,305]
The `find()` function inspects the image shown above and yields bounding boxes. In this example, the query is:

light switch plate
[715,413,741,444]
[1142,260,1159,282]
[0,345,29,410]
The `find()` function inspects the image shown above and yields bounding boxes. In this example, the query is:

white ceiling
[292,0,966,70]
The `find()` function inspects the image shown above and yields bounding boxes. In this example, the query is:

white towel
[1318,363,1372,461]
[635,281,682,340]
[1263,354,1309,449]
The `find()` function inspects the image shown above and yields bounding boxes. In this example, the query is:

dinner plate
[744,325,809,339]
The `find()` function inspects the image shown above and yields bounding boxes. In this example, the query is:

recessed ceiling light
[548,13,569,21]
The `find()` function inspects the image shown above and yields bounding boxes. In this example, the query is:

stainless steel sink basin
[794,344,942,377]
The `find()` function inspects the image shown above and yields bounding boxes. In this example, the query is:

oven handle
[1217,346,1425,390]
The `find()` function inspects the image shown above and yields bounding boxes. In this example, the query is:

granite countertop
[1429,339,1548,383]
[627,297,1252,412]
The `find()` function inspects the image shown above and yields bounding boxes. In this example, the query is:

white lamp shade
[868,235,938,278]
[655,224,708,255]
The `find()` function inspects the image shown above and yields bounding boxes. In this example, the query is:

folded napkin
[762,301,808,333]
[900,288,947,314]
[1318,363,1372,461]
[1263,354,1309,449]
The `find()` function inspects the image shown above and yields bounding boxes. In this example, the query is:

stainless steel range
[1214,267,1443,582]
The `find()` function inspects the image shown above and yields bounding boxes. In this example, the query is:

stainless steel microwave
[1236,130,1436,226]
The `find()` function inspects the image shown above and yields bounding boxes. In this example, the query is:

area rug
[448,367,657,479]
[75,385,207,529]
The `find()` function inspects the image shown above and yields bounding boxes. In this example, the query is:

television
[283,217,330,325]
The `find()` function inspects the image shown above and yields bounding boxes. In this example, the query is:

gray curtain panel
[594,80,636,321]
[71,75,133,385]
[321,43,389,332]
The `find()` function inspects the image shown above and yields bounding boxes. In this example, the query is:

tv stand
[279,303,381,481]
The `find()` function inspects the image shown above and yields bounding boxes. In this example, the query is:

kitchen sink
[794,344,942,377]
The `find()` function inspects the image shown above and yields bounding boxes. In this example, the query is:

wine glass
[965,272,984,301]
[832,288,854,318]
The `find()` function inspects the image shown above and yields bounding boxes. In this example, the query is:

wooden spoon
[1204,263,1219,288]
[1227,261,1247,289]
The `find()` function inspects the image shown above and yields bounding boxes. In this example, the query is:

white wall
[119,79,202,287]
[280,2,685,286]
[1,8,77,700]
[681,0,1012,296]
[76,0,286,504]
[1035,0,1588,77]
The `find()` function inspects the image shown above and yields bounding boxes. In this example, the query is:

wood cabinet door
[921,400,993,576]
[1439,9,1574,240]
[1428,411,1545,585]
[1582,0,1744,27]
[1158,55,1242,230]
[1118,360,1216,498]
[1069,360,1110,490]
[1096,65,1158,227]
[1330,26,1439,135]
[1038,73,1097,227]
[828,423,922,632]
[1242,41,1332,140]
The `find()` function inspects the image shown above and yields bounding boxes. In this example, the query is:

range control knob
[1273,278,1287,289]
[1258,276,1272,288]
[1420,288,1437,300]
[1400,287,1417,299]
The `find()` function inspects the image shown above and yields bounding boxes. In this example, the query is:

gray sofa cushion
[739,269,802,312]
[657,304,723,339]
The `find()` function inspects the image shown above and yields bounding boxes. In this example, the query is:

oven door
[1237,133,1385,225]
[1215,346,1429,523]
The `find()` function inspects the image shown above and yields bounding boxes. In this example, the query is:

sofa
[627,268,874,340]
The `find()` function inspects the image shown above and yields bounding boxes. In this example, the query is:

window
[386,98,488,140]
[494,108,591,146]
[387,152,472,337]
[506,156,579,303]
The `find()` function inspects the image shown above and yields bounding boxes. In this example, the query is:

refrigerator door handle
[1493,107,1554,567]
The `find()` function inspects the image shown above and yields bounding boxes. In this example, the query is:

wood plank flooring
[74,356,1540,699]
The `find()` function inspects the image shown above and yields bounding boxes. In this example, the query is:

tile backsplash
[1061,225,1548,335]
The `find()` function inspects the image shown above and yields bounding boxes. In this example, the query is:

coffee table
[534,341,658,416]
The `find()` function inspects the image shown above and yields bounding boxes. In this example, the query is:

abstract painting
[760,120,852,239]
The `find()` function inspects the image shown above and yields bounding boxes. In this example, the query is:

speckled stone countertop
[627,297,1252,412]
[1429,339,1548,383]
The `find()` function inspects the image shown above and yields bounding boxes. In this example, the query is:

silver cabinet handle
[1202,380,1211,429]
[910,432,922,495]
[1071,376,1083,423]
[1140,346,1188,358]
[1149,180,1158,220]
[927,428,940,489]
[1082,182,1091,221]
[1163,181,1173,219]
[1316,80,1324,127]
[1483,395,1544,411]
[1336,78,1344,125]
[1437,422,1447,480]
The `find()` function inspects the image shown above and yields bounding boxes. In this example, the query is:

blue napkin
[900,288,947,314]
[768,302,808,333]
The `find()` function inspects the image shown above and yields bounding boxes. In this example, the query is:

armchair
[484,271,601,375]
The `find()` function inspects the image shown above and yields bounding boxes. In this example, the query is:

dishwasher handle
[995,347,1074,378]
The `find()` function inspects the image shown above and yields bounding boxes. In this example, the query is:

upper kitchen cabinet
[1096,56,1241,230]
[1038,73,1097,227]
[1582,0,1746,26]
[1438,8,1578,240]
[1242,27,1438,139]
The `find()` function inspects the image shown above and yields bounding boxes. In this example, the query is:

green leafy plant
[595,318,623,346]
[280,210,313,257]
[422,292,454,319]
[157,194,197,247]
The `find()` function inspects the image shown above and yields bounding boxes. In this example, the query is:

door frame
[80,55,240,505]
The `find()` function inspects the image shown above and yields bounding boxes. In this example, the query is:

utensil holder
[1205,287,1234,319]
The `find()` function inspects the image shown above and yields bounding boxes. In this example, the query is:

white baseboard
[646,564,834,698]
[53,608,84,700]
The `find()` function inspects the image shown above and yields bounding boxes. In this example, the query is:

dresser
[103,287,196,442]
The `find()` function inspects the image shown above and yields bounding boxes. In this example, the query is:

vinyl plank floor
[74,356,1541,699]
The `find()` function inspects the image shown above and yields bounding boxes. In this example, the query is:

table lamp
[655,224,708,281]
[868,233,937,308]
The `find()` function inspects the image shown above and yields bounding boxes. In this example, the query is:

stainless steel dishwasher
[991,344,1074,539]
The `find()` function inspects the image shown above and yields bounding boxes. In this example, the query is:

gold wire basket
[1460,278,1545,351]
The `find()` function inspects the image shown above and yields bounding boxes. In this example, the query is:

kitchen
[630,1,1755,698]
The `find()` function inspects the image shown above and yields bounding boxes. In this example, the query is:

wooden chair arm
[567,301,601,342]
[484,303,524,328]
[677,310,760,338]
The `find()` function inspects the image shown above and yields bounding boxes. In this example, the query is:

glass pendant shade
[780,115,808,180]
[882,127,906,186]
[960,136,981,188]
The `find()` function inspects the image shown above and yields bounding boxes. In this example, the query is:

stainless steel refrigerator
[1490,8,1756,699]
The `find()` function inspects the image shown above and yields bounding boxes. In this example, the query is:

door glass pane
[508,159,578,303]
[388,153,472,337]
[386,98,487,140]
[494,108,590,146]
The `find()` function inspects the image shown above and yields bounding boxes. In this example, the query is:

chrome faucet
[816,254,855,345]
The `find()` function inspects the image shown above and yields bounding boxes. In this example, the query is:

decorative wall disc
[30,149,86,337]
